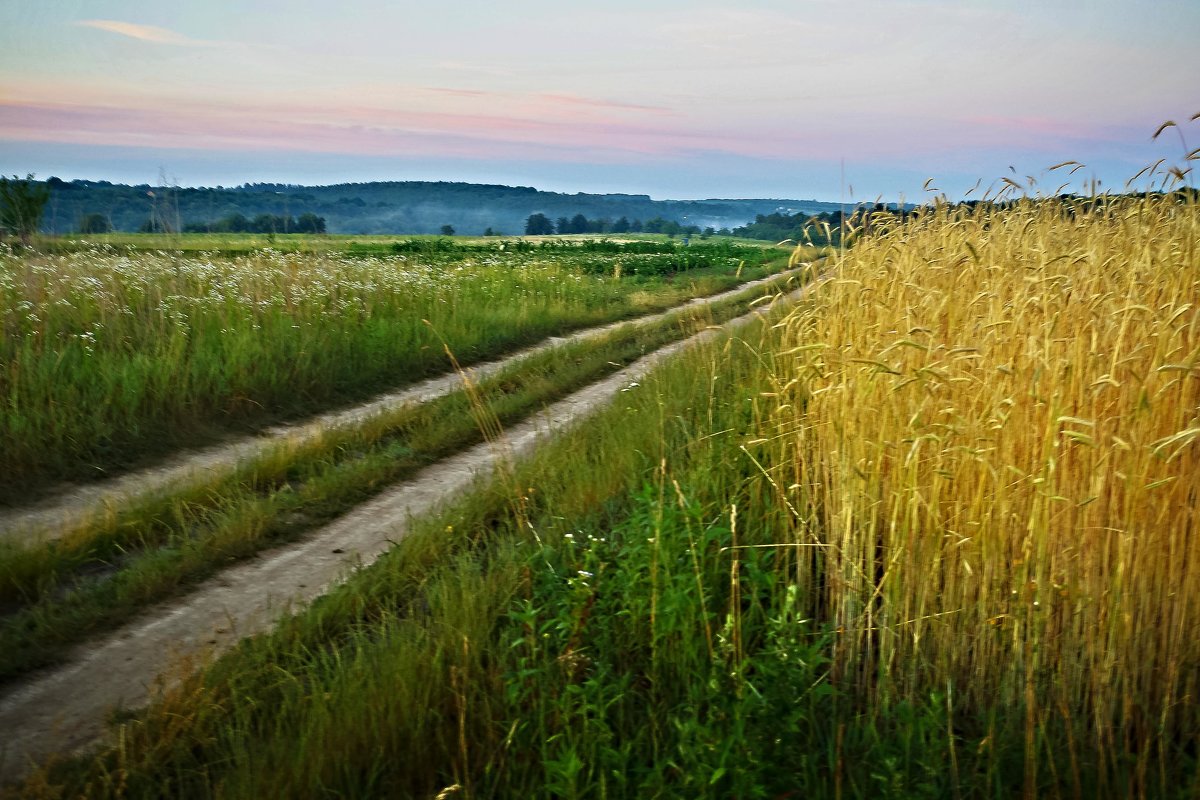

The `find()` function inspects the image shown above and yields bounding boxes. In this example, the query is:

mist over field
[34,178,841,236]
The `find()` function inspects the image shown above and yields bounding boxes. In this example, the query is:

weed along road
[0,264,806,546]
[0,273,819,782]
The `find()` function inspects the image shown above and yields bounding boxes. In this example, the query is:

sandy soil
[0,276,818,783]
[0,269,803,545]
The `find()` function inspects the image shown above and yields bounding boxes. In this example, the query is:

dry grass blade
[1152,120,1177,139]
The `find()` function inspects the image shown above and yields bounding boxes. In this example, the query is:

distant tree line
[726,207,901,246]
[524,212,712,238]
[728,209,840,244]
[26,177,833,236]
[173,213,327,234]
[0,174,50,245]
[79,213,113,233]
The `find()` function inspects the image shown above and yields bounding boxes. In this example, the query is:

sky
[1,0,1197,201]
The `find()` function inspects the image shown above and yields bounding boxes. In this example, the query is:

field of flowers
[0,241,775,496]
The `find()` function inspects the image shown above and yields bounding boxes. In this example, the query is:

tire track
[0,275,820,782]
[0,268,802,545]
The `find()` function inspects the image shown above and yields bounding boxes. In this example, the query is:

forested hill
[34,177,840,236]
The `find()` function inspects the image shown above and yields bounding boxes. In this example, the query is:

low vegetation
[0,239,783,499]
[0,267,809,683]
[15,190,1197,797]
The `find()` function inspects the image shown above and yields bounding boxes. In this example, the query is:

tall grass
[12,194,1197,797]
[763,192,1199,794]
[0,270,805,682]
[0,243,775,496]
[14,299,832,799]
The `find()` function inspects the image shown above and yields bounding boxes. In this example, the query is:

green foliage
[525,212,554,235]
[567,213,589,234]
[15,197,1200,799]
[729,204,914,246]
[642,215,697,236]
[182,212,326,234]
[35,178,841,236]
[730,209,840,244]
[78,213,112,234]
[294,212,325,234]
[0,173,50,245]
[31,303,1167,797]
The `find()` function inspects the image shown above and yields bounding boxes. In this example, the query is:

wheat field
[763,192,1199,792]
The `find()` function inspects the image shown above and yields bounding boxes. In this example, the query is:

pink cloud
[412,87,672,118]
[424,87,492,99]
[536,93,672,115]
[0,95,924,167]
[5,81,1160,173]
[965,115,1109,141]
[75,19,219,47]
[0,97,748,163]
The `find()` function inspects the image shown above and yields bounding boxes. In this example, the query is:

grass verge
[1,240,793,501]
[0,267,811,684]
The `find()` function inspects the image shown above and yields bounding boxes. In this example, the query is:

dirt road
[0,275,819,783]
[0,268,804,545]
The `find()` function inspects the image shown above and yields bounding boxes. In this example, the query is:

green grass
[14,198,1199,798]
[30,231,787,255]
[0,269,808,684]
[0,239,787,501]
[12,298,1066,799]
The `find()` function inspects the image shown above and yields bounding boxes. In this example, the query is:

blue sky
[1,1,1197,200]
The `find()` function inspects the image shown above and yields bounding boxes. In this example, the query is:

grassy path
[1,240,784,501]
[0,265,803,545]
[0,273,818,782]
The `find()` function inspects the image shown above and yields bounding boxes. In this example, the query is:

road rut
[0,275,819,783]
[0,268,803,545]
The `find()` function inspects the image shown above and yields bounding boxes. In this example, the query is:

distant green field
[29,231,787,255]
